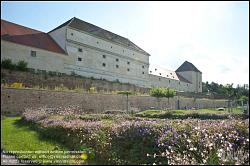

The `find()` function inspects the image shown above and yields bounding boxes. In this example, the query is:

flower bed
[22,106,249,165]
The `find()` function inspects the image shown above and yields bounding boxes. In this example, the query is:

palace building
[1,17,202,92]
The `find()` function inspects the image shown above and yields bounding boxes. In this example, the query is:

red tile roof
[1,19,66,55]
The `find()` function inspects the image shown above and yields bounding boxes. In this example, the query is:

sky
[1,1,249,87]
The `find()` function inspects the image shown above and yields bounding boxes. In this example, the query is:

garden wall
[1,69,149,94]
[1,88,228,116]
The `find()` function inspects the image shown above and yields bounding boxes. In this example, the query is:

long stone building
[1,17,202,92]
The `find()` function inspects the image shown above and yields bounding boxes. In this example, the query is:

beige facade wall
[49,26,67,50]
[1,40,71,74]
[148,74,195,92]
[2,23,202,92]
[63,27,149,87]
[176,71,202,93]
[1,40,202,91]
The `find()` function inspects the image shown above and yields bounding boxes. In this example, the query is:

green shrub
[48,71,55,76]
[16,60,28,71]
[1,78,6,84]
[89,86,96,93]
[150,87,175,98]
[1,59,16,70]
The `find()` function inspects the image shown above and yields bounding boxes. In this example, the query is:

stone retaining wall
[1,88,228,116]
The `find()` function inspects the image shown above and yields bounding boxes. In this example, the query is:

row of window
[78,55,146,72]
[157,78,189,86]
[150,71,175,78]
[30,50,191,87]
[103,55,145,68]
[101,62,145,74]
[73,36,136,56]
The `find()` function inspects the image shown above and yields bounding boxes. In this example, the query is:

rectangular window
[78,57,82,61]
[78,48,82,52]
[103,55,106,58]
[31,50,36,57]
[116,58,119,62]
[142,65,144,68]
[116,65,119,68]
[127,61,130,65]
[102,63,106,67]
[127,68,130,72]
[142,72,145,74]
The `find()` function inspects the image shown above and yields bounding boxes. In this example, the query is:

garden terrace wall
[1,69,225,99]
[1,88,228,116]
[1,69,149,94]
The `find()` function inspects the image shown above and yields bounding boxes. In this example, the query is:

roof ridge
[175,61,201,73]
[48,17,74,33]
[1,19,43,33]
[69,17,150,55]
[73,17,129,41]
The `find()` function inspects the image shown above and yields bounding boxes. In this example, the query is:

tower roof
[175,61,201,73]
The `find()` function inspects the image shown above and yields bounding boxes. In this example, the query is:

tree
[1,59,16,70]
[150,87,176,110]
[224,84,235,113]
[117,91,133,114]
[16,60,28,71]
[239,95,249,103]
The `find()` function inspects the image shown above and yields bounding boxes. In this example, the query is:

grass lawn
[1,116,85,165]
[135,108,245,119]
[174,108,243,114]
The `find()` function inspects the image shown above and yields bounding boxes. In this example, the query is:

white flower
[209,143,213,147]
[218,149,223,152]
[217,153,222,157]
[187,139,191,143]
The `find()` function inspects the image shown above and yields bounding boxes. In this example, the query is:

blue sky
[1,1,249,87]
